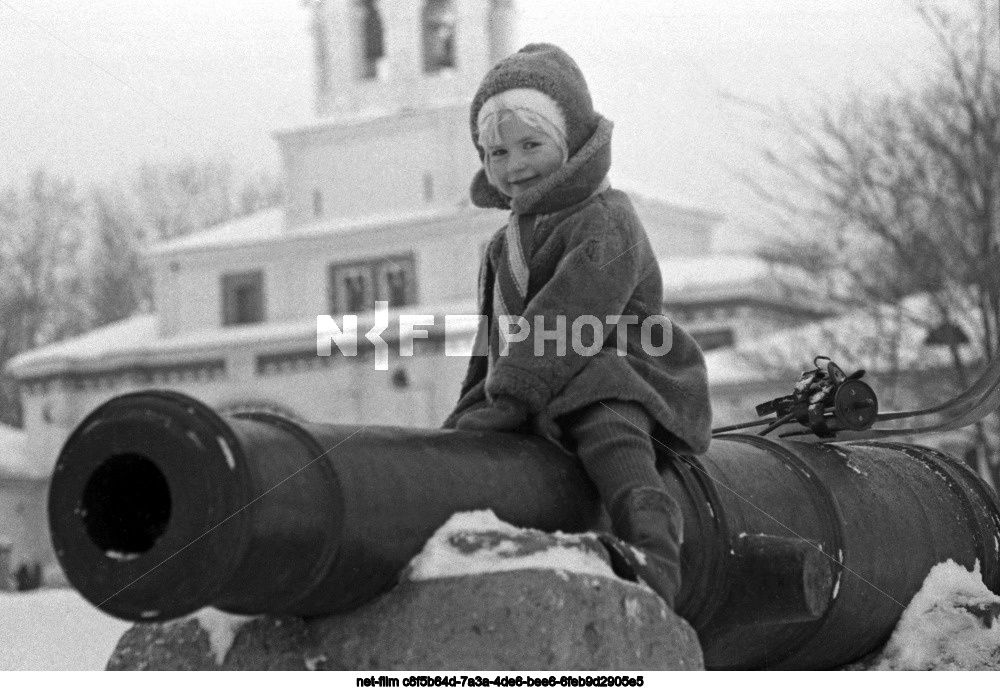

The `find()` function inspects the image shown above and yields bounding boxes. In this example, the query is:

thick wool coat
[443,117,713,455]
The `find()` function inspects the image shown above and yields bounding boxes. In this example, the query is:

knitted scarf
[488,177,610,366]
[490,211,541,365]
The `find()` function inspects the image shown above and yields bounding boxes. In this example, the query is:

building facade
[7,0,724,494]
[4,1,857,577]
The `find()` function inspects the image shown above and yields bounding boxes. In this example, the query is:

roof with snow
[5,300,484,380]
[614,177,722,220]
[660,254,776,302]
[704,295,985,386]
[147,205,499,256]
[147,184,721,258]
[7,244,775,380]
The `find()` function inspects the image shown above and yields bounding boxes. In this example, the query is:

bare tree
[0,159,284,427]
[0,171,91,426]
[742,0,1000,488]
[131,158,282,241]
[87,187,152,326]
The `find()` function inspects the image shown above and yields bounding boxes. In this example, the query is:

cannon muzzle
[49,390,1000,669]
[48,390,601,622]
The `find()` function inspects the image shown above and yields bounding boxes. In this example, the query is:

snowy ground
[1,511,998,671]
[0,587,130,670]
[851,560,1000,670]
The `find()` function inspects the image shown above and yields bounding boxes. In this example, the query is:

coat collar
[470,117,614,216]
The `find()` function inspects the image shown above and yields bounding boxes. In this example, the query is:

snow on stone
[405,509,618,582]
[172,608,257,666]
[863,560,1000,670]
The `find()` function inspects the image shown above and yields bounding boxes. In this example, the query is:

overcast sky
[1,0,937,249]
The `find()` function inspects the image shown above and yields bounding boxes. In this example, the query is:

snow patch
[845,459,866,476]
[105,550,141,562]
[174,608,257,666]
[405,510,616,581]
[0,589,131,670]
[304,653,327,671]
[218,437,236,470]
[865,560,1000,670]
[186,430,205,451]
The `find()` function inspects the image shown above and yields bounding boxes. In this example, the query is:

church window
[328,255,416,314]
[356,0,385,80]
[422,0,456,73]
[376,257,415,306]
[222,270,265,326]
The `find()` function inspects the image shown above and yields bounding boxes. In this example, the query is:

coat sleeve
[485,201,652,414]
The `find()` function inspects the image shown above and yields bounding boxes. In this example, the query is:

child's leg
[562,399,684,608]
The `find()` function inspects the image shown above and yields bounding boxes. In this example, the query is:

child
[443,43,712,609]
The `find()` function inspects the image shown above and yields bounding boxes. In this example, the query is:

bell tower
[275,0,517,228]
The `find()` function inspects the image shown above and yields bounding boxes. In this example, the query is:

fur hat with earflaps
[469,43,604,210]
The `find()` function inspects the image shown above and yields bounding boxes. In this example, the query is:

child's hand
[456,396,529,432]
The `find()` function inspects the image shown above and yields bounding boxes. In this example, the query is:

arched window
[422,0,456,73]
[356,0,384,80]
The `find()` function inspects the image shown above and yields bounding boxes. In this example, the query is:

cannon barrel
[49,390,1000,670]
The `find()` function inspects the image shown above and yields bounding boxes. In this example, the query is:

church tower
[275,0,517,228]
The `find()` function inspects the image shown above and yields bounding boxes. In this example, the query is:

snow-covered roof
[0,423,43,480]
[660,254,775,302]
[615,178,721,220]
[704,348,775,387]
[148,205,498,256]
[6,315,159,379]
[704,295,984,387]
[148,208,284,256]
[5,299,482,380]
[146,181,720,259]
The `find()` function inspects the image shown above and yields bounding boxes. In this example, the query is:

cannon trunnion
[49,390,1000,670]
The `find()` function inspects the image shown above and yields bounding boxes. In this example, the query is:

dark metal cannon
[49,389,1000,670]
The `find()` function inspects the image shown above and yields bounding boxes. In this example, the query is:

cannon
[49,389,1000,670]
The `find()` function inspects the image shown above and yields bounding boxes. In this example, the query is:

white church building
[7,0,726,473]
[5,0,807,570]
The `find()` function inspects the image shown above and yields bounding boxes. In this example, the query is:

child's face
[484,117,565,199]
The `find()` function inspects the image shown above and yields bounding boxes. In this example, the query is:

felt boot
[598,486,683,610]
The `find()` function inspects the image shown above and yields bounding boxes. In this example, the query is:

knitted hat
[470,43,599,161]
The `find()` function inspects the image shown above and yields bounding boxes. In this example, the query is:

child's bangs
[478,109,567,155]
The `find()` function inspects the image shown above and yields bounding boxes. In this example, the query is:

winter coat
[443,117,713,455]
